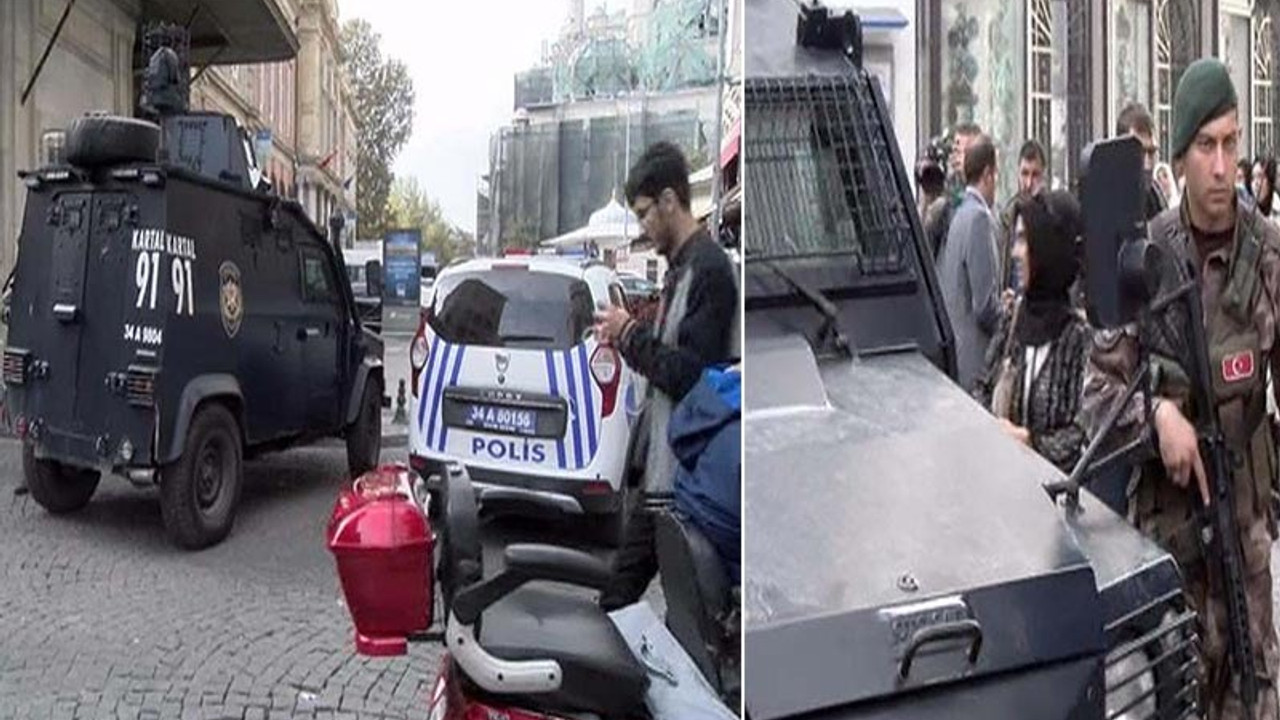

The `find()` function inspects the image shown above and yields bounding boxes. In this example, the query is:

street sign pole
[711,0,729,236]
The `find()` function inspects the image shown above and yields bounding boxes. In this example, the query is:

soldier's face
[1181,111,1240,230]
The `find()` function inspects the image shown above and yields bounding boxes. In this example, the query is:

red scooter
[328,463,656,719]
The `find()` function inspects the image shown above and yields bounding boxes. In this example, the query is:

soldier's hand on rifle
[1153,399,1211,506]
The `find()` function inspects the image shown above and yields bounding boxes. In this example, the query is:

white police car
[408,255,638,540]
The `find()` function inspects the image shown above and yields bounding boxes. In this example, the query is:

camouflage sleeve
[1080,324,1147,448]
[1261,236,1280,417]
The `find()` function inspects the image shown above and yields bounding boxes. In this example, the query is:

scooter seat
[479,584,649,717]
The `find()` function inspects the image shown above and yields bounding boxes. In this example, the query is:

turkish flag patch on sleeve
[1222,350,1256,383]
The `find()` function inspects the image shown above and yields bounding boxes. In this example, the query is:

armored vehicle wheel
[160,404,243,550]
[346,378,382,476]
[22,444,100,514]
[64,114,160,169]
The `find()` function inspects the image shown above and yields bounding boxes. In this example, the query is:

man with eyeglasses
[1116,102,1168,220]
[593,141,739,609]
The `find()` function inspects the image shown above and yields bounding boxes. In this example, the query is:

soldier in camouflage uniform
[1082,59,1280,720]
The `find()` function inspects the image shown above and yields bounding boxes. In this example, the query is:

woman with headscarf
[974,190,1091,472]
[1252,155,1277,220]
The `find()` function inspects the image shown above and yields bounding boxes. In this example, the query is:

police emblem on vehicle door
[219,261,243,338]
[495,352,509,384]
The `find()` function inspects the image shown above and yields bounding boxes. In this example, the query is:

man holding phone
[593,141,739,609]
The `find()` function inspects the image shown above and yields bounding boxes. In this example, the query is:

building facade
[185,0,356,244]
[487,0,725,252]
[295,0,358,245]
[917,0,1280,201]
[0,0,297,284]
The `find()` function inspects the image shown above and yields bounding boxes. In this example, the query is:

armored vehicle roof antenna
[140,23,190,119]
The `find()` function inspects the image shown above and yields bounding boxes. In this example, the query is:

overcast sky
[346,1,628,234]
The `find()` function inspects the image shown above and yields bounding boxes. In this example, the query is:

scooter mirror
[1079,135,1161,328]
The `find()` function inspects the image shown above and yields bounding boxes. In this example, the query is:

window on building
[1026,0,1069,187]
[1155,0,1173,161]
[1223,11,1253,156]
[1108,0,1153,140]
[1256,15,1275,155]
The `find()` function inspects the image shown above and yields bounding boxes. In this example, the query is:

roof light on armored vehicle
[141,170,164,187]
[111,168,141,180]
[41,169,71,182]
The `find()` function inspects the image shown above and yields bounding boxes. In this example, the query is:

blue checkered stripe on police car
[418,339,602,470]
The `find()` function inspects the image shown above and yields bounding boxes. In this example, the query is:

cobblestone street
[0,441,436,720]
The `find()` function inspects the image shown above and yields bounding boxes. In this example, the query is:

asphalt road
[0,439,653,719]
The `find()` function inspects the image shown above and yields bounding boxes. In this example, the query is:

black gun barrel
[1183,257,1259,715]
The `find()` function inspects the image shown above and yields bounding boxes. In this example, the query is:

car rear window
[429,269,595,349]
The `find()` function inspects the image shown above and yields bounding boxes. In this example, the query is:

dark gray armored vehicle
[742,1,1198,718]
[6,86,383,550]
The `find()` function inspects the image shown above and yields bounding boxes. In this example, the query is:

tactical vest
[1136,207,1277,569]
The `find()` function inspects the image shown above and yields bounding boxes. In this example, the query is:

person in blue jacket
[668,366,741,583]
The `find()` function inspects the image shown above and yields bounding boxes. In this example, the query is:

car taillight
[410,312,431,398]
[590,346,621,417]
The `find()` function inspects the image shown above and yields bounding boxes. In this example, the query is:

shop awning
[720,118,741,168]
[141,0,299,65]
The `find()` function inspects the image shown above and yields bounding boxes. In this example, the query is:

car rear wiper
[499,334,557,344]
[763,260,852,358]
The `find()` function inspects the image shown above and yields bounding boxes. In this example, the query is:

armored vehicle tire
[160,404,243,550]
[22,444,100,514]
[64,115,160,169]
[347,378,383,477]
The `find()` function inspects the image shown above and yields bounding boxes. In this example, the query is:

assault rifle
[1045,136,1256,715]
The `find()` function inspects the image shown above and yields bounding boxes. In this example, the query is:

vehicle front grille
[1104,588,1200,720]
[3,349,28,386]
[125,366,158,407]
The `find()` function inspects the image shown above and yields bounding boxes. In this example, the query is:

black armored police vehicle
[4,27,384,550]
[741,1,1199,718]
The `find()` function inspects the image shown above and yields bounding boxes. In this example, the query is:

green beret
[1171,58,1238,159]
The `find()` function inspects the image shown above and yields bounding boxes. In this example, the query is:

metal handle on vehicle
[52,303,77,323]
[297,326,321,340]
[897,619,983,680]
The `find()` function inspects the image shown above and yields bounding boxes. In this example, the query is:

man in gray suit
[938,135,1002,392]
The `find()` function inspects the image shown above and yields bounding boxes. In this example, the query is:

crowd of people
[916,58,1280,720]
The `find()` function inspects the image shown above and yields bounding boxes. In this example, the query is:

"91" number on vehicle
[135,251,195,316]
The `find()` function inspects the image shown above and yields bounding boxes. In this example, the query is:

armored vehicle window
[429,269,595,350]
[744,75,911,274]
[301,250,337,304]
